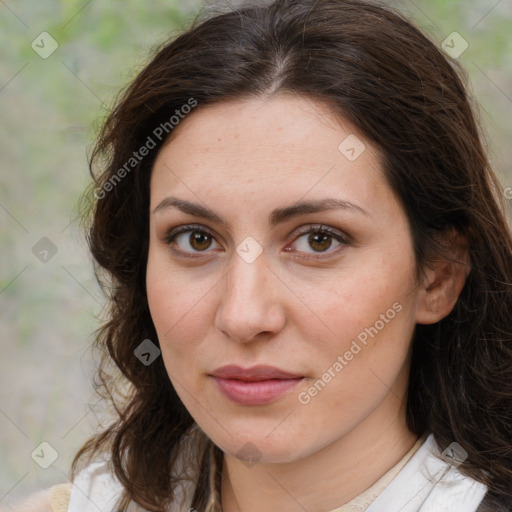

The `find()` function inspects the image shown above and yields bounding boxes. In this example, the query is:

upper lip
[210,365,303,381]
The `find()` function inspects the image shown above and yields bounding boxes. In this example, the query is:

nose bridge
[215,247,285,341]
[228,247,267,296]
[224,248,270,313]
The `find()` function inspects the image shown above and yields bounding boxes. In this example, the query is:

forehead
[149,93,388,216]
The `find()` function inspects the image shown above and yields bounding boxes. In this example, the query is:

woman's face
[147,93,422,463]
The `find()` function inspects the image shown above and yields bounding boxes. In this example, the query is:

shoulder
[413,434,489,510]
[2,484,73,512]
[66,457,196,512]
[33,425,205,512]
[66,459,125,512]
[366,433,489,511]
[48,484,73,512]
[1,489,51,512]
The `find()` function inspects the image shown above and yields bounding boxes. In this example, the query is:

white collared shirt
[66,433,488,512]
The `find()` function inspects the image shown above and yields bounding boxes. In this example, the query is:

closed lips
[210,364,304,381]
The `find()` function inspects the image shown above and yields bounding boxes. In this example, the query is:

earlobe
[415,233,470,325]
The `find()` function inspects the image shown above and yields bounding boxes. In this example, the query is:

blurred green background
[1,0,511,505]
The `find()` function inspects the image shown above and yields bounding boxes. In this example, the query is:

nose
[214,251,286,343]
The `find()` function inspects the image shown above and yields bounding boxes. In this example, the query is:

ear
[416,229,471,325]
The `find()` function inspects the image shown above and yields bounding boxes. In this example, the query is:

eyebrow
[153,196,369,229]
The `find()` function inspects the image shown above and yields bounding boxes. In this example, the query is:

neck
[220,393,418,512]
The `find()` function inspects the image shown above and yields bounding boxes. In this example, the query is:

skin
[146,93,468,512]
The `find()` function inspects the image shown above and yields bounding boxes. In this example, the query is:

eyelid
[163,223,219,245]
[292,223,350,243]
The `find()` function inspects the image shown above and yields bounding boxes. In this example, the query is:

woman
[17,0,512,510]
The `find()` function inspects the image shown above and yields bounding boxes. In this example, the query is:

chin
[212,431,305,465]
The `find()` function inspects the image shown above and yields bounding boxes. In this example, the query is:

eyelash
[163,223,350,260]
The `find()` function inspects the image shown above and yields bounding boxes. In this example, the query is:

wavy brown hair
[72,0,512,510]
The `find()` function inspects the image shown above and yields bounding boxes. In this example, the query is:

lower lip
[212,376,304,405]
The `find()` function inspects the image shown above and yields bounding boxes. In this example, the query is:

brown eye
[164,225,220,256]
[164,223,349,260]
[290,225,349,258]
[189,231,213,251]
[307,232,333,252]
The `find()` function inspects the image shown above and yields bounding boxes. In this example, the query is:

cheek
[294,297,414,439]
[316,266,414,344]
[312,296,413,389]
[146,254,215,370]
[146,272,207,408]
[302,255,417,393]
